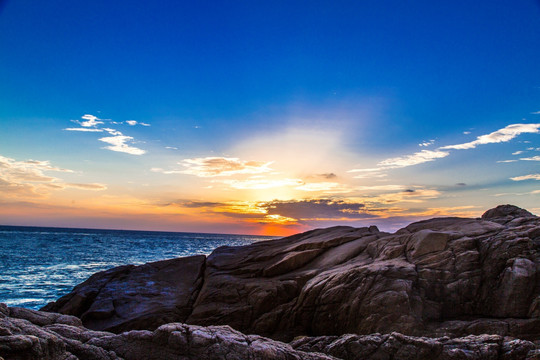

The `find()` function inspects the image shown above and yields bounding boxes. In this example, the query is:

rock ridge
[42,205,539,343]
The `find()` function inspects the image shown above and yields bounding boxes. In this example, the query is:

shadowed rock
[0,304,334,360]
[291,332,539,360]
[42,205,539,343]
[42,255,206,333]
[2,304,538,360]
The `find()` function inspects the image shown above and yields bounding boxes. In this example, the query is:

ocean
[0,225,274,310]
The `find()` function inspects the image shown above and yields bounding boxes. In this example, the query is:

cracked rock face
[0,304,333,360]
[43,205,539,343]
[1,304,538,360]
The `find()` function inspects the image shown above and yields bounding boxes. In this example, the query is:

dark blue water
[0,225,274,310]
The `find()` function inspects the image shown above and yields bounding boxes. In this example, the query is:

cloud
[493,190,540,197]
[512,151,524,155]
[531,111,540,115]
[440,123,540,150]
[497,159,518,163]
[179,157,274,177]
[98,135,146,155]
[220,178,303,189]
[312,173,337,179]
[295,182,350,193]
[418,140,435,147]
[125,120,150,126]
[378,149,450,167]
[349,150,449,179]
[349,123,540,179]
[463,131,471,135]
[65,183,107,191]
[510,174,540,181]
[64,114,148,155]
[64,128,104,132]
[263,199,373,220]
[102,128,123,136]
[356,184,407,191]
[73,114,104,128]
[0,155,106,198]
[521,156,540,161]
[349,169,388,179]
[360,188,441,204]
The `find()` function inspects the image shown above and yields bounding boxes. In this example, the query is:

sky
[0,1,539,236]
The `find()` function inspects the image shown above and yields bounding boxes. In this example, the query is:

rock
[43,205,539,343]
[291,332,539,360]
[0,305,333,360]
[2,305,538,360]
[482,204,535,224]
[43,255,206,333]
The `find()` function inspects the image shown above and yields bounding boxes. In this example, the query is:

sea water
[0,225,273,310]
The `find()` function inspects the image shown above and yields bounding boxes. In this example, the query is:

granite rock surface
[43,205,540,342]
[2,304,538,360]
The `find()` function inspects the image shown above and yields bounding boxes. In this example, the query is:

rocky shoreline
[1,304,538,359]
[1,204,539,359]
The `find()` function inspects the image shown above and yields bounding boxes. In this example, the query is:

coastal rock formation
[43,205,540,343]
[0,304,332,360]
[2,304,538,360]
[42,255,206,333]
[291,332,539,360]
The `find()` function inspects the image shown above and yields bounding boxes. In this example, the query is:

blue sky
[0,1,539,235]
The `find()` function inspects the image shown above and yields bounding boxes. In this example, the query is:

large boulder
[42,255,206,333]
[43,205,540,342]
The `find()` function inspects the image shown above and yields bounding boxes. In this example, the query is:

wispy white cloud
[531,111,540,115]
[521,155,540,161]
[349,123,540,179]
[497,159,518,163]
[440,123,540,150]
[418,140,435,147]
[64,114,148,155]
[348,150,449,178]
[512,150,524,155]
[463,131,471,135]
[493,190,540,196]
[98,135,146,155]
[178,157,274,177]
[102,128,123,136]
[510,174,540,181]
[378,149,450,167]
[126,120,150,126]
[73,114,104,128]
